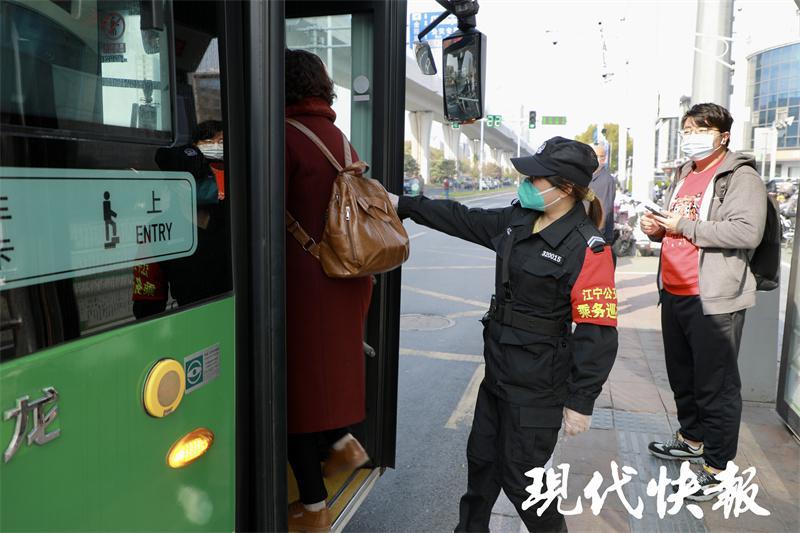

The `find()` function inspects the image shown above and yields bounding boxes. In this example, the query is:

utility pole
[479,119,485,189]
[691,0,734,108]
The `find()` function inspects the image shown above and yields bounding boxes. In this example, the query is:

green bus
[0,0,409,530]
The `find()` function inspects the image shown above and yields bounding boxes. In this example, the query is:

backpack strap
[716,161,753,204]
[286,210,321,259]
[286,118,344,172]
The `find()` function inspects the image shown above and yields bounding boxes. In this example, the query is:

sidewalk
[489,269,800,533]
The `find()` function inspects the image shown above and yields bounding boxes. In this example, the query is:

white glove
[563,407,591,437]
[387,191,399,209]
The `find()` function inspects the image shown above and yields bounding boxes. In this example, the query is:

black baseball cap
[511,136,598,187]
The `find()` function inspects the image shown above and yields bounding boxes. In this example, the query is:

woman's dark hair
[285,49,335,106]
[193,120,223,143]
[681,103,734,133]
[543,175,605,231]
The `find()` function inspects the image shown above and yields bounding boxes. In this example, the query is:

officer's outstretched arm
[397,195,511,249]
[565,246,619,415]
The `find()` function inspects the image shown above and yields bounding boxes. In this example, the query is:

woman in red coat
[284,49,373,531]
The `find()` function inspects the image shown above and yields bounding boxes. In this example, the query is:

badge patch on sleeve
[570,247,617,326]
[541,249,564,265]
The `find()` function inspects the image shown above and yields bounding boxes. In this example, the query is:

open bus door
[0,0,406,531]
[282,2,406,528]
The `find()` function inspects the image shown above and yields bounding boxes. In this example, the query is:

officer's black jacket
[398,195,618,419]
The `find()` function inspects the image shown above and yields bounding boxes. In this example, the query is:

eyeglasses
[678,127,719,138]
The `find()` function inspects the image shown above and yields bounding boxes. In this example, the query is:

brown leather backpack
[286,118,409,278]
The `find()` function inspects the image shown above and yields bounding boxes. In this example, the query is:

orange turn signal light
[167,428,214,468]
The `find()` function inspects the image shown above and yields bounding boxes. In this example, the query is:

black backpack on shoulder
[717,165,781,291]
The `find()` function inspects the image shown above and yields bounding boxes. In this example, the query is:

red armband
[570,246,617,327]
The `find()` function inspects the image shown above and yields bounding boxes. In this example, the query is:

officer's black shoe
[648,431,704,462]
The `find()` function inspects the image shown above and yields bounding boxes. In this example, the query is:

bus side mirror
[442,30,486,123]
[414,41,437,75]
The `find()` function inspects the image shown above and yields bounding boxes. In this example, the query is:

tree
[575,123,634,174]
[404,153,420,176]
[403,142,420,176]
[482,162,502,178]
[430,159,456,183]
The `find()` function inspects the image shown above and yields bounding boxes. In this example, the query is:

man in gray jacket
[639,103,766,501]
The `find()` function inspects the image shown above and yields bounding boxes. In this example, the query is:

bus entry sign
[0,167,197,291]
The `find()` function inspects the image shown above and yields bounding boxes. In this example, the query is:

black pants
[287,427,349,504]
[455,383,566,533]
[661,290,746,470]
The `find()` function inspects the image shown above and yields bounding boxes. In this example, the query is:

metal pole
[479,120,485,190]
[691,0,734,108]
[455,132,460,177]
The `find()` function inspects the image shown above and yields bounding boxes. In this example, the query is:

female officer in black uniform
[389,137,618,532]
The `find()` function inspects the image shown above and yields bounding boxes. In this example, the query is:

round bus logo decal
[100,12,125,40]
[186,357,204,387]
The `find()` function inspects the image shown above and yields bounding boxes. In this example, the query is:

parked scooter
[613,222,636,257]
[612,194,639,257]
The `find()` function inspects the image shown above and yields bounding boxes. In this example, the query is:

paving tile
[614,412,673,434]
[595,388,614,409]
[488,512,524,533]
[560,427,618,452]
[492,489,518,516]
[609,382,665,413]
[564,507,632,532]
[555,442,620,478]
[591,409,615,430]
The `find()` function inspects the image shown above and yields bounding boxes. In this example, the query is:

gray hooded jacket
[651,150,767,315]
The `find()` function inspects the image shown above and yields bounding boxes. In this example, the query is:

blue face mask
[518,180,561,211]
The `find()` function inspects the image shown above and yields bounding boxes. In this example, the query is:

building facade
[743,41,800,179]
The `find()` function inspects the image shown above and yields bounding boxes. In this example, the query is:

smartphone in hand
[645,205,668,218]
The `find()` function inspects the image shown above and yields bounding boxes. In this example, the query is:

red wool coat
[285,98,373,434]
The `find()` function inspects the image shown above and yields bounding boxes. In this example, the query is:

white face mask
[198,142,224,161]
[680,133,720,161]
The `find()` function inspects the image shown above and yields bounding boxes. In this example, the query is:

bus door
[284,1,406,528]
[0,1,239,530]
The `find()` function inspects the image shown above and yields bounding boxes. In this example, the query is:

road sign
[0,167,198,290]
[541,116,567,126]
[486,114,503,128]
[408,12,459,48]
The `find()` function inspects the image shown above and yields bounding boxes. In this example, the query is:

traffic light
[529,111,537,129]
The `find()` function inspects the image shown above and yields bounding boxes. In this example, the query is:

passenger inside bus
[132,121,230,318]
[284,49,372,532]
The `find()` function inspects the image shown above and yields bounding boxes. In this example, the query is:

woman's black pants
[287,427,349,504]
[660,290,746,470]
[455,383,566,532]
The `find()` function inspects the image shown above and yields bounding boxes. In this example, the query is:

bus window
[286,13,373,169]
[0,19,231,361]
[0,0,172,139]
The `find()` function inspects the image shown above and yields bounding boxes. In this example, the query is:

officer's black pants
[661,290,746,470]
[455,383,566,533]
[287,427,349,504]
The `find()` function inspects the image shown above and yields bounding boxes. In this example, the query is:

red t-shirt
[661,160,722,295]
